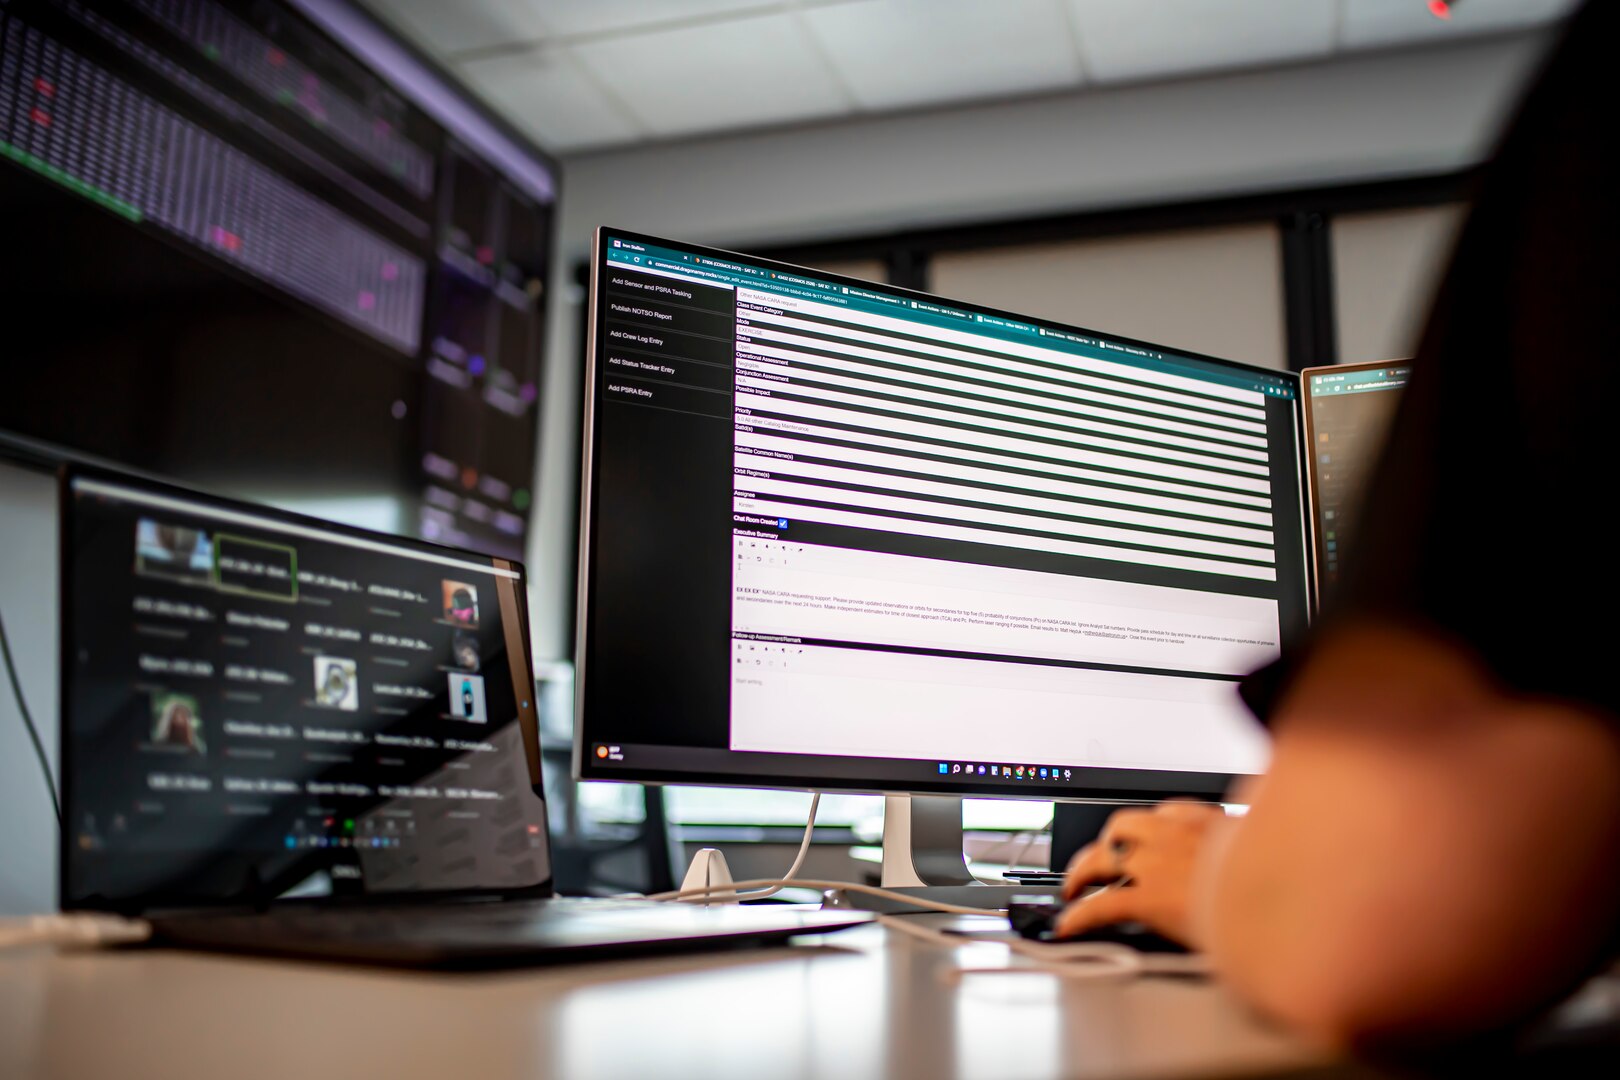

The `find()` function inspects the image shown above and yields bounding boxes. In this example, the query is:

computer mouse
[1006,896,1189,954]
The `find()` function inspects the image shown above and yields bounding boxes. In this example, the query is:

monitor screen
[577,230,1310,801]
[1302,362,1411,599]
[61,468,548,911]
[0,0,555,558]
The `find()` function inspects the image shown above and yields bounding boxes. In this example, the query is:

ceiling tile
[1067,0,1336,84]
[1340,0,1581,50]
[361,0,550,56]
[569,12,853,139]
[801,0,1082,111]
[457,50,643,153]
[531,0,794,39]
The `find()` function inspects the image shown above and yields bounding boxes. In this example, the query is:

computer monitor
[576,228,1309,810]
[59,465,548,911]
[1300,361,1412,602]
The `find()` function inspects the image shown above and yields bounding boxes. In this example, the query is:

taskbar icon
[937,761,1070,781]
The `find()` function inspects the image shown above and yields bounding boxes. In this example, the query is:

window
[577,783,1053,832]
[930,224,1289,370]
[1332,205,1467,364]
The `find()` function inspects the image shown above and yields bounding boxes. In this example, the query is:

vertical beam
[885,246,931,291]
[1280,211,1338,371]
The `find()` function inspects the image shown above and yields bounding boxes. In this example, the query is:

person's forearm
[1197,627,1620,1049]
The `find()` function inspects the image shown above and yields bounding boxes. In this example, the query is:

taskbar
[580,741,1237,801]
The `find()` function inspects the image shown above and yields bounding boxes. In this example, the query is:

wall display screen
[0,0,556,557]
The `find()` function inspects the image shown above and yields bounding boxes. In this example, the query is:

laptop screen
[60,469,550,910]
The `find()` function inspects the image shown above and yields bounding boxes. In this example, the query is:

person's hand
[1055,801,1225,946]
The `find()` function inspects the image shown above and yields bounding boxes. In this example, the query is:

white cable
[645,788,975,912]
[996,932,1208,979]
[647,795,1039,914]
[621,793,822,904]
[737,792,820,903]
[0,606,61,823]
[649,876,996,915]
[648,793,832,905]
[656,875,1202,978]
[0,913,152,951]
[643,793,1200,979]
[876,914,1210,981]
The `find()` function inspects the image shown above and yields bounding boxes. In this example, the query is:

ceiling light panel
[529,0,799,39]
[569,12,853,139]
[801,0,1083,111]
[457,49,644,152]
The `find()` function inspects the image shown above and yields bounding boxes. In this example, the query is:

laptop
[58,464,868,968]
[1298,360,1412,605]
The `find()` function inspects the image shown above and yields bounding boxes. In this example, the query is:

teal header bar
[604,238,1296,401]
[1308,366,1411,397]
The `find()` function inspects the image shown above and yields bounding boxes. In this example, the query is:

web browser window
[582,233,1309,798]
[1304,363,1411,595]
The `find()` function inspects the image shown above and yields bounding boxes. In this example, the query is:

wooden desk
[0,918,1327,1080]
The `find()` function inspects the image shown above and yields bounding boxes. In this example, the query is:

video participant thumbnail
[447,672,487,724]
[313,656,359,711]
[149,691,205,754]
[442,580,479,626]
[451,630,481,672]
[215,534,297,601]
[135,518,213,584]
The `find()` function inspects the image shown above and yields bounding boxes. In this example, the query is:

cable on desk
[645,797,1051,915]
[876,914,1210,982]
[668,791,823,904]
[650,876,997,915]
[643,793,822,904]
[777,791,821,888]
[0,606,61,824]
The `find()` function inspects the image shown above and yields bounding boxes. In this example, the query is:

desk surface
[0,918,1327,1080]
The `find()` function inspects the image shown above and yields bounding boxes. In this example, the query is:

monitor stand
[832,795,1060,914]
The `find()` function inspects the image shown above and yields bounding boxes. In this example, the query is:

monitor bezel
[57,461,553,914]
[1298,358,1414,612]
[575,226,1310,803]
